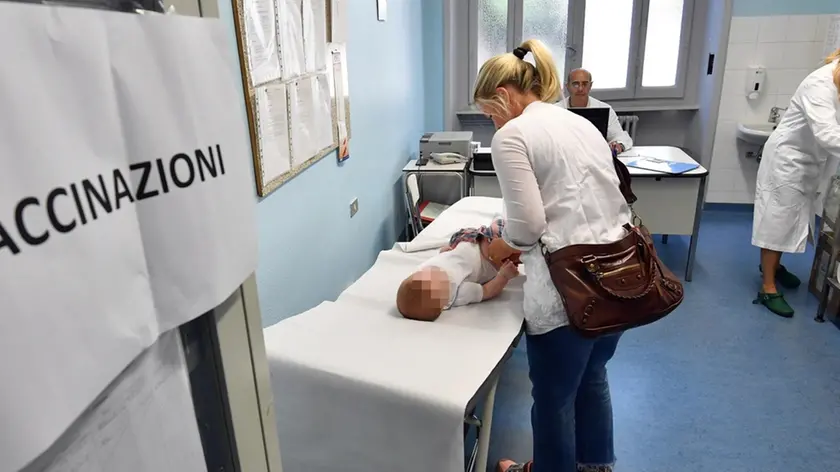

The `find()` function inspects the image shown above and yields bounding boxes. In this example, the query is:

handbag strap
[630,204,643,227]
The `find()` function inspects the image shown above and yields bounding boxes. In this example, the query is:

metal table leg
[684,176,707,282]
[474,377,498,472]
[816,281,829,322]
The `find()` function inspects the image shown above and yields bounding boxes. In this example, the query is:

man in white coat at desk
[752,50,840,318]
[564,68,633,154]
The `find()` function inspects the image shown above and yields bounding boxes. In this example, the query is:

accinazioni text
[1,144,226,256]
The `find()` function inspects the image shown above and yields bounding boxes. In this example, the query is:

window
[477,0,509,74]
[582,0,634,90]
[641,0,685,87]
[522,0,570,80]
[466,0,694,103]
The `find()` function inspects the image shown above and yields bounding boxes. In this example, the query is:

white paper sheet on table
[243,0,282,86]
[256,82,292,181]
[0,6,256,470]
[289,74,334,165]
[401,196,504,250]
[22,331,206,472]
[303,0,328,72]
[279,0,305,79]
[266,197,524,472]
[266,295,523,472]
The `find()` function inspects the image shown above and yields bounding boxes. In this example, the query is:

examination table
[263,197,525,472]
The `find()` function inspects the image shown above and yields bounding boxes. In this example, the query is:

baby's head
[396,267,451,322]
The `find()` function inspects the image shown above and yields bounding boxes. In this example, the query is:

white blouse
[491,101,632,335]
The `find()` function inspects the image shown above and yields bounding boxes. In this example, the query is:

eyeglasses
[569,81,591,89]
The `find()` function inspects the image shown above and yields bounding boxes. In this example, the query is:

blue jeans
[526,327,622,472]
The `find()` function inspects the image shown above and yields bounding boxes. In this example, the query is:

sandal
[753,291,794,318]
[496,459,533,472]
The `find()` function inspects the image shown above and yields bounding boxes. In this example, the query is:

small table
[402,159,470,195]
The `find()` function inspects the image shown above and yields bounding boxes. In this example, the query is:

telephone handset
[430,152,468,165]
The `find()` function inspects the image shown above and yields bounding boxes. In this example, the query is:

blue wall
[218,0,433,325]
[422,0,444,131]
[733,0,840,16]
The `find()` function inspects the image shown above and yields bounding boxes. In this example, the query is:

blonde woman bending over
[752,49,840,318]
[474,39,633,472]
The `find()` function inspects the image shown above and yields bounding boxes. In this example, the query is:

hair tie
[513,47,529,60]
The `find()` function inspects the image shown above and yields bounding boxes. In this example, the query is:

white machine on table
[469,145,709,281]
[403,132,476,238]
[264,197,524,472]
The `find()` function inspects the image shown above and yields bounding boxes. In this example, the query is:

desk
[468,146,709,281]
[620,147,708,281]
[403,159,470,196]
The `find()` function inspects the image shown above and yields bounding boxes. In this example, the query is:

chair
[403,172,465,240]
[404,173,423,239]
[815,175,840,322]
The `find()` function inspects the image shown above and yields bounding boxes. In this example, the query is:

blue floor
[485,209,840,471]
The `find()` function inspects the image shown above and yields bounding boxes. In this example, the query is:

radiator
[618,115,640,142]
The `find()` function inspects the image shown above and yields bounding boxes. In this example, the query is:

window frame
[464,0,695,105]
[631,0,695,99]
[568,0,646,101]
[467,0,520,104]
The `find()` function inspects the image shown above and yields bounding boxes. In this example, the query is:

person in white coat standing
[752,49,840,317]
[564,68,634,154]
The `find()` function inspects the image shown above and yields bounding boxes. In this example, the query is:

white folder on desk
[625,157,700,175]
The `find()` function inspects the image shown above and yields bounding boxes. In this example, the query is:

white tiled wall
[707,14,835,204]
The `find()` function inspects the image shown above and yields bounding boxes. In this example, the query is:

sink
[736,123,776,145]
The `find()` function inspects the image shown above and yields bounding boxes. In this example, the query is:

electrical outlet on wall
[349,198,359,218]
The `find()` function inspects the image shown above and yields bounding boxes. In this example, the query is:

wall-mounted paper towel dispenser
[745,66,766,100]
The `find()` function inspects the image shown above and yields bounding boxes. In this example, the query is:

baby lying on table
[396,217,520,322]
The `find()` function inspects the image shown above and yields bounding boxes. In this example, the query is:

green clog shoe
[775,265,802,289]
[758,264,802,289]
[753,292,794,318]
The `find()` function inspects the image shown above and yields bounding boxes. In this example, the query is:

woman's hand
[488,238,521,266]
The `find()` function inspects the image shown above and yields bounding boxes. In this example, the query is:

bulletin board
[231,0,352,197]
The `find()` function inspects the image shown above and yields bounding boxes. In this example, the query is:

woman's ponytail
[519,39,562,103]
[473,39,563,108]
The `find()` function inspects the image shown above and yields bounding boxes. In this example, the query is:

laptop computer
[568,107,610,140]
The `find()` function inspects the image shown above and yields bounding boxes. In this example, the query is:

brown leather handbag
[543,223,684,337]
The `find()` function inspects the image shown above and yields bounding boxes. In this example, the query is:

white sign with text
[0,5,257,470]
